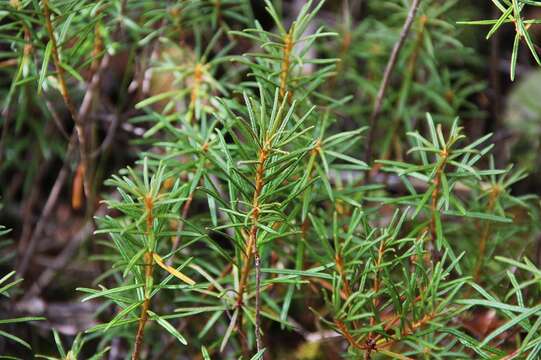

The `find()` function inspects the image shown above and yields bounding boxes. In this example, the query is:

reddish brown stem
[335,253,352,299]
[132,251,154,360]
[132,195,155,360]
[337,311,436,357]
[71,162,85,210]
[377,313,436,349]
[335,320,368,351]
[236,147,268,353]
[236,148,268,305]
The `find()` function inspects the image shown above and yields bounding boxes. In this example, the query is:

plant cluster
[1,0,541,359]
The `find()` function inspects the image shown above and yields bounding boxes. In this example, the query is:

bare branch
[365,0,421,163]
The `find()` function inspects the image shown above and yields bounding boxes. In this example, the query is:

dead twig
[23,221,95,299]
[17,134,77,276]
[365,0,421,164]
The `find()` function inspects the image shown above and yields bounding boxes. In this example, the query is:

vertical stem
[132,194,155,360]
[254,250,262,353]
[71,162,85,210]
[236,147,268,352]
[133,251,154,360]
[335,253,352,298]
[429,149,448,256]
[367,237,386,347]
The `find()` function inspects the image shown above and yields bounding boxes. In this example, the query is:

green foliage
[0,226,44,359]
[1,0,541,359]
[35,330,110,360]
[0,271,43,354]
[460,0,541,80]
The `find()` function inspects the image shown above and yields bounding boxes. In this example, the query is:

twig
[236,146,269,354]
[428,147,448,257]
[89,110,121,159]
[23,221,95,299]
[379,14,427,161]
[16,24,112,270]
[367,236,386,344]
[77,53,110,125]
[43,97,71,140]
[42,0,90,197]
[132,194,155,360]
[17,134,77,276]
[17,152,51,252]
[132,252,153,360]
[254,250,263,353]
[334,320,367,351]
[365,0,421,163]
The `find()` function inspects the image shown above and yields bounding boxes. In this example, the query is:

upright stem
[236,146,268,352]
[254,249,262,352]
[335,249,361,332]
[132,194,155,360]
[428,148,448,256]
[335,253,352,299]
[133,251,154,360]
[367,237,386,347]
[365,0,421,164]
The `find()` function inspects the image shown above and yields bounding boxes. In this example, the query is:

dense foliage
[1,0,541,359]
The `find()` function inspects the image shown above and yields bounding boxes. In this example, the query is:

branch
[365,0,421,163]
[236,146,269,354]
[42,0,90,196]
[133,194,156,360]
[17,134,77,276]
